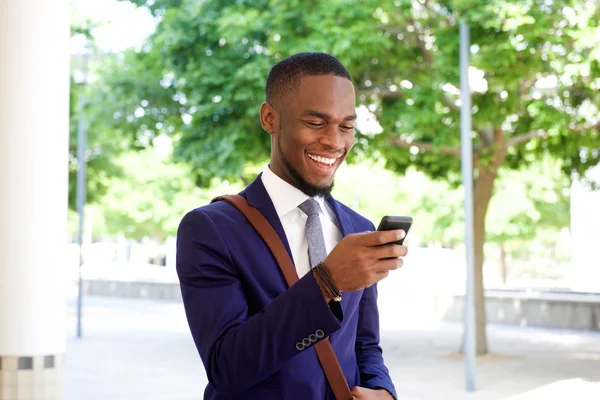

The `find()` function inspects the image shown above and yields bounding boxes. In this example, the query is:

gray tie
[298,199,327,269]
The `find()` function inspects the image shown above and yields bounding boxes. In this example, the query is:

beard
[277,139,334,198]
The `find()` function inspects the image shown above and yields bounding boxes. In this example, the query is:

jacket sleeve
[355,283,397,398]
[354,222,397,398]
[176,209,343,395]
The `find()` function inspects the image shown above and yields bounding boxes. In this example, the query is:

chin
[298,176,335,198]
[285,161,335,197]
[309,177,333,190]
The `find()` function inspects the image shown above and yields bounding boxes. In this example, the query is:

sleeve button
[315,329,325,338]
[296,342,305,351]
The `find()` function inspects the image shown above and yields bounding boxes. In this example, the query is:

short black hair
[265,52,352,104]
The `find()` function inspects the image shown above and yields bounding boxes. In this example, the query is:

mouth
[306,152,342,175]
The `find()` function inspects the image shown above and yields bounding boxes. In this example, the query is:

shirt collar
[261,165,328,218]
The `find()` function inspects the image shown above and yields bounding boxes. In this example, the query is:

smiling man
[176,53,407,400]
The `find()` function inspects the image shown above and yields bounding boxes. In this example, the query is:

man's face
[263,75,356,197]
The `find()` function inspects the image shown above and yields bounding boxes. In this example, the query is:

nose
[319,125,346,152]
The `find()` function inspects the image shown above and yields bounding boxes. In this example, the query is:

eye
[306,121,325,128]
[340,125,355,131]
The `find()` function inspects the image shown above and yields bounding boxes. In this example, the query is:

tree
[486,157,572,282]
[69,3,160,210]
[333,161,466,246]
[114,0,600,354]
[95,142,243,241]
[69,73,130,209]
[69,17,130,210]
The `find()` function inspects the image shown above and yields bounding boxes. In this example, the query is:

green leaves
[99,0,600,200]
[96,145,245,239]
[487,156,571,246]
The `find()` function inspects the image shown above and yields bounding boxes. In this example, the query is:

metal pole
[460,20,476,392]
[76,57,88,339]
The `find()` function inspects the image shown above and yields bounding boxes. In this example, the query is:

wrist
[312,262,342,302]
[375,388,395,399]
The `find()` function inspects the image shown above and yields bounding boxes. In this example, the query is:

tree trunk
[471,168,496,355]
[500,243,508,284]
[469,127,507,355]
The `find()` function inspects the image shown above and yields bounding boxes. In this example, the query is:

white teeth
[308,154,336,165]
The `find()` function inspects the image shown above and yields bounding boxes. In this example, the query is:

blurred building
[0,1,70,399]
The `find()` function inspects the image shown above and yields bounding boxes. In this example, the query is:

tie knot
[298,198,320,217]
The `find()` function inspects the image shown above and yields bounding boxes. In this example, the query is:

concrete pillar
[569,165,600,292]
[0,1,70,399]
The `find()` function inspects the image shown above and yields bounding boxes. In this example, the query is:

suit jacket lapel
[241,173,295,264]
[242,176,357,264]
[326,195,355,237]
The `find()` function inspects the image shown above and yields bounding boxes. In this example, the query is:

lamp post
[72,45,90,339]
[459,20,476,392]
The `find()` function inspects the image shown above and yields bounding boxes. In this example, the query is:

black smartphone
[377,216,413,246]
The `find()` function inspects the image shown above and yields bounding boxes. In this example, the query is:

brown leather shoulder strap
[212,194,353,400]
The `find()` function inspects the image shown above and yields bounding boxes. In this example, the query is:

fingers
[374,243,408,260]
[361,229,405,247]
[375,257,403,274]
[375,271,390,282]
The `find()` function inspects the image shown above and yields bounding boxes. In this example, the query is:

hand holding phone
[377,216,412,246]
[321,215,412,292]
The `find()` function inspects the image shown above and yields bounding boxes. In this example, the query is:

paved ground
[65,296,600,400]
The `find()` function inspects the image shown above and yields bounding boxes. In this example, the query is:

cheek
[283,128,310,151]
[279,130,306,159]
[345,134,355,150]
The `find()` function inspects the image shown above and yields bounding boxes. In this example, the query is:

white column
[0,1,70,399]
[569,165,600,292]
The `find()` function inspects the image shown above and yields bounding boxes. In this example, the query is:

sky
[71,0,155,53]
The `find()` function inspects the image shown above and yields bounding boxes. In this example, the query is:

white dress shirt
[261,165,343,278]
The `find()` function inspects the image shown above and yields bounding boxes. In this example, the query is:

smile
[307,153,338,166]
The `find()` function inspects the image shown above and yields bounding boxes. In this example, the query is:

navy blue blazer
[176,174,396,399]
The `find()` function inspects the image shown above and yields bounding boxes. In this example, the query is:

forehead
[288,75,355,116]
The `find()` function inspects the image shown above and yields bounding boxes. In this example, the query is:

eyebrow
[302,110,357,122]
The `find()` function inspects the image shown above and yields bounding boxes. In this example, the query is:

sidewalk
[65,296,600,399]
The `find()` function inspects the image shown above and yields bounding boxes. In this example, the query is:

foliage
[93,142,244,240]
[69,12,130,209]
[69,77,129,209]
[333,161,465,246]
[486,157,571,245]
[119,0,600,183]
[334,157,571,249]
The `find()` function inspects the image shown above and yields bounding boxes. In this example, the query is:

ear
[260,102,278,135]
